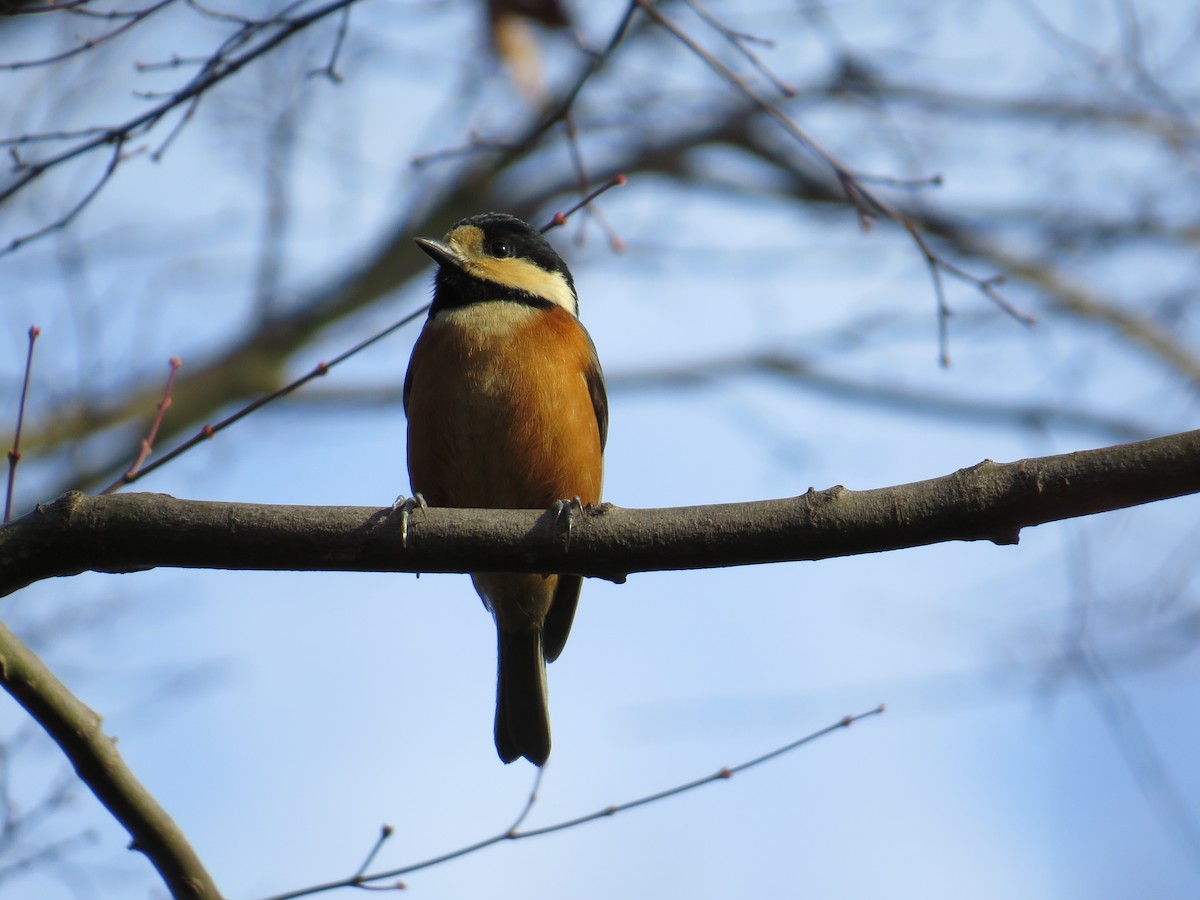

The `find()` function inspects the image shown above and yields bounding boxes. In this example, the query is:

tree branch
[0,621,221,899]
[3,431,1197,598]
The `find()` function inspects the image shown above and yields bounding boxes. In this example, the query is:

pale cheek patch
[445,225,577,314]
[448,225,486,257]
[471,258,576,313]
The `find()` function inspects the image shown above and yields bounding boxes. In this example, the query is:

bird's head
[415,212,578,316]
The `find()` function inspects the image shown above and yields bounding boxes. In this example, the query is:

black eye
[489,240,512,258]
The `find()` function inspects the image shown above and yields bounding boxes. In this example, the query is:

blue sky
[2,2,1199,898]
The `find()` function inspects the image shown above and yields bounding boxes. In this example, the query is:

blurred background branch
[2,1,1199,897]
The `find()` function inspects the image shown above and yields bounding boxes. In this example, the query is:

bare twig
[5,326,40,524]
[3,1,95,14]
[507,766,545,834]
[0,0,364,257]
[851,170,944,189]
[101,357,182,496]
[1074,641,1200,866]
[633,0,1034,360]
[261,707,883,899]
[100,304,426,493]
[519,708,885,838]
[559,114,625,249]
[410,132,515,166]
[0,0,177,71]
[134,53,211,71]
[5,138,126,255]
[412,0,640,171]
[351,825,394,881]
[540,173,627,232]
[683,0,796,97]
[0,830,97,890]
[7,1,166,19]
[0,725,91,886]
[307,3,350,82]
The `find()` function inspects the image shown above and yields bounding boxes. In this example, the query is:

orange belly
[405,302,603,512]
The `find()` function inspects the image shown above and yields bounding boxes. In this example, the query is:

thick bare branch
[3,430,1197,598]
[0,622,220,899]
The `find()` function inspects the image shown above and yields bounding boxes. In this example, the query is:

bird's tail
[494,628,551,766]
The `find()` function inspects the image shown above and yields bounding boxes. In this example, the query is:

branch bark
[0,621,221,899]
[3,430,1197,598]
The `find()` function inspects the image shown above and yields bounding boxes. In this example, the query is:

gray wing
[584,328,608,451]
[544,329,606,663]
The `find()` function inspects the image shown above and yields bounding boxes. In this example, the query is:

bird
[403,212,607,766]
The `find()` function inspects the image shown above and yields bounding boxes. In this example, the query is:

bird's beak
[414,237,462,271]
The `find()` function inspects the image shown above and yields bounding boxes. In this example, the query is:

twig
[540,173,627,233]
[512,0,641,159]
[185,0,289,26]
[307,4,350,82]
[852,170,944,189]
[561,113,593,240]
[559,115,625,250]
[410,133,514,167]
[5,138,126,255]
[0,831,98,889]
[0,126,116,147]
[410,0,639,174]
[683,0,796,97]
[8,1,163,19]
[101,358,182,495]
[135,52,212,71]
[633,0,1034,357]
[1074,641,1200,865]
[928,251,952,367]
[149,94,203,162]
[3,1,95,14]
[5,326,40,524]
[260,708,883,899]
[351,825,394,881]
[100,304,426,493]
[517,708,884,838]
[0,0,364,257]
[508,765,545,834]
[0,0,177,71]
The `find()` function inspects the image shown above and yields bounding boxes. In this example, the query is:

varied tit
[403,212,607,766]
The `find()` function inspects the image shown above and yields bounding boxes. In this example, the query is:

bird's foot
[552,496,586,551]
[390,493,428,549]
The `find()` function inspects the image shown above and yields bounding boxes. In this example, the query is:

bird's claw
[552,496,585,551]
[390,493,428,549]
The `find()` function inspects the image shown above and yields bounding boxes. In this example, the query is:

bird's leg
[552,495,585,551]
[390,493,428,549]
